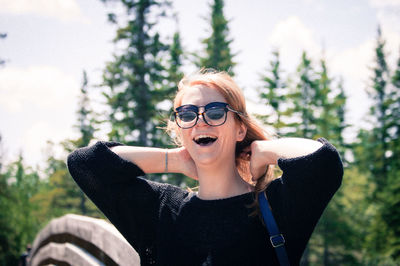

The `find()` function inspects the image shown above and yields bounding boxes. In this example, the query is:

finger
[251,165,268,181]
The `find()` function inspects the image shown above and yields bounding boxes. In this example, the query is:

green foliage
[1,3,399,264]
[100,0,173,148]
[198,0,235,75]
[258,50,289,136]
[352,26,400,264]
[290,51,320,138]
[258,50,358,265]
[0,154,41,265]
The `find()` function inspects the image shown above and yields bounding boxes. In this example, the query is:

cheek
[180,129,192,146]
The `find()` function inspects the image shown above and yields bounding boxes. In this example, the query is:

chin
[194,154,220,166]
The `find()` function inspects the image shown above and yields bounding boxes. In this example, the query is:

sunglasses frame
[172,102,243,129]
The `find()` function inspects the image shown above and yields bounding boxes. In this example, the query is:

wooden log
[28,214,140,265]
[30,242,98,266]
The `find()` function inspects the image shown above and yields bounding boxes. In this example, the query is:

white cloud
[20,121,76,167]
[0,0,89,23]
[329,39,375,126]
[268,16,322,71]
[369,0,400,7]
[0,65,80,113]
[329,24,400,128]
[369,0,400,33]
[0,65,81,167]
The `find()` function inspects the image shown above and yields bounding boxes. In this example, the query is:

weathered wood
[28,214,140,266]
[30,242,99,266]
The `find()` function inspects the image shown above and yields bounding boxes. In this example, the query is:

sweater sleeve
[66,141,167,254]
[266,138,343,264]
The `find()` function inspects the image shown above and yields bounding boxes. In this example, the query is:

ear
[236,122,247,142]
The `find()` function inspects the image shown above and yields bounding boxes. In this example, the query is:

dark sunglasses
[172,102,243,129]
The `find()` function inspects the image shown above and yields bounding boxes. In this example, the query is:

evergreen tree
[198,0,235,74]
[286,51,319,139]
[74,70,96,149]
[0,155,41,265]
[168,31,184,87]
[156,29,185,149]
[258,50,288,136]
[365,26,391,194]
[314,58,334,139]
[58,71,105,216]
[68,71,98,215]
[355,26,397,263]
[163,29,197,187]
[304,59,357,265]
[379,46,400,263]
[100,0,172,147]
[333,79,348,158]
[315,59,348,158]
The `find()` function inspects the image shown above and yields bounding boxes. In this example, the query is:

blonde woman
[68,70,343,266]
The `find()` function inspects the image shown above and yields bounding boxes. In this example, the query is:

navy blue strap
[258,192,290,266]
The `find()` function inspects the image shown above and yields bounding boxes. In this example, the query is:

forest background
[1,0,400,265]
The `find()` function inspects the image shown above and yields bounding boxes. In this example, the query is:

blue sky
[1,0,400,167]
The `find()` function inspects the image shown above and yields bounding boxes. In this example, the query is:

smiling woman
[67,69,343,266]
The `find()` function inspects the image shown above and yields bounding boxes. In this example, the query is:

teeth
[194,135,217,141]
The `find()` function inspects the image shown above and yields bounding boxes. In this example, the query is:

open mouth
[193,135,218,146]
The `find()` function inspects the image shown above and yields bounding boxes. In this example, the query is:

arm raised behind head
[248,138,324,180]
[110,145,198,180]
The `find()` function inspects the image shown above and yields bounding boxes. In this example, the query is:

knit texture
[67,138,343,266]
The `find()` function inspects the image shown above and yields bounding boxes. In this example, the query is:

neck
[196,160,253,200]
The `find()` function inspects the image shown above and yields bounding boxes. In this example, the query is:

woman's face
[178,85,246,167]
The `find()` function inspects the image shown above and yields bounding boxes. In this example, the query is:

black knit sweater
[67,138,343,266]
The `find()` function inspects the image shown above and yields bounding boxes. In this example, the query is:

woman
[67,70,343,266]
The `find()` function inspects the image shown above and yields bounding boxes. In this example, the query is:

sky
[1,0,400,168]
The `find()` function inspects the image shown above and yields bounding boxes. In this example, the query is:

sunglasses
[173,102,243,129]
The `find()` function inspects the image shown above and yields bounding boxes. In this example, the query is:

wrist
[166,148,181,174]
[253,140,280,165]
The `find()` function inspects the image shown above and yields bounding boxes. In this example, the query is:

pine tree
[315,59,348,158]
[157,30,184,148]
[0,155,41,264]
[305,59,357,265]
[198,0,235,74]
[286,51,319,139]
[163,29,197,187]
[366,26,391,194]
[379,46,400,263]
[168,31,184,87]
[55,72,101,216]
[73,71,97,215]
[333,79,348,158]
[258,50,288,136]
[100,0,171,147]
[75,70,96,149]
[354,26,398,263]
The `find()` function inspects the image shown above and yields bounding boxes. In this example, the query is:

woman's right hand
[170,147,198,180]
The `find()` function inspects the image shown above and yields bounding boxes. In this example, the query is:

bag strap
[258,191,291,266]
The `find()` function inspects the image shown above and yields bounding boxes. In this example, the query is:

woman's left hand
[241,140,276,181]
[243,138,324,180]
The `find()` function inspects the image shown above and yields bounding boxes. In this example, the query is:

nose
[196,113,208,127]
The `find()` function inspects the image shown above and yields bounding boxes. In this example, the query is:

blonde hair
[167,69,275,200]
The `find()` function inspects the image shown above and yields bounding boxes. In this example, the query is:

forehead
[180,85,226,106]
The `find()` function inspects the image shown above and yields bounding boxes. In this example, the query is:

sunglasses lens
[174,102,231,128]
[177,111,197,128]
[178,111,196,122]
[205,108,226,125]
